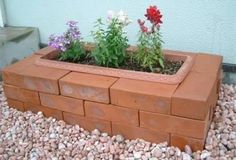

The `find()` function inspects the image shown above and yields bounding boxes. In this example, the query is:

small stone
[100,137,108,143]
[182,152,191,160]
[49,133,56,139]
[144,152,151,158]
[116,134,124,143]
[151,147,162,158]
[87,153,94,160]
[184,145,192,155]
[233,100,236,112]
[193,152,201,159]
[58,143,65,149]
[119,154,125,159]
[176,148,181,157]
[37,111,43,117]
[201,151,211,159]
[149,158,158,160]
[169,148,175,156]
[109,145,115,154]
[101,133,108,137]
[134,151,142,159]
[232,120,236,125]
[91,129,100,136]
[205,145,213,150]
[128,145,134,152]
[0,148,4,154]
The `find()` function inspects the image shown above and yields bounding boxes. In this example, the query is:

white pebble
[49,133,56,139]
[233,101,236,112]
[116,134,124,142]
[184,145,192,155]
[58,143,65,149]
[201,151,211,159]
[134,151,142,159]
[0,147,4,154]
[182,152,192,160]
[151,147,162,158]
[91,129,100,136]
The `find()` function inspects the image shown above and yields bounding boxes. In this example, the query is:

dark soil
[120,57,183,75]
[56,53,183,75]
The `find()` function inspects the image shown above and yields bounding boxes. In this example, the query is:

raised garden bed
[1,46,222,151]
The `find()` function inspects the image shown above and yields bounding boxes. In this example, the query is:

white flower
[117,10,132,26]
[117,10,125,17]
[107,10,115,21]
[107,9,132,26]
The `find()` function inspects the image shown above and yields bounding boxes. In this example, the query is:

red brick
[35,46,58,55]
[85,101,139,126]
[3,84,40,105]
[110,78,178,114]
[163,49,197,59]
[40,93,84,115]
[2,55,69,94]
[140,111,208,139]
[171,134,205,151]
[172,72,217,120]
[112,123,169,144]
[192,53,222,75]
[63,112,112,134]
[7,98,24,111]
[60,72,117,103]
[24,103,63,120]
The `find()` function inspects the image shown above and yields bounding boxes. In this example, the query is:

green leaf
[159,58,164,68]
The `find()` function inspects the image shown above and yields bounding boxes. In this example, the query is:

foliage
[135,30,164,71]
[91,10,131,67]
[48,21,85,62]
[134,6,164,71]
[58,41,85,62]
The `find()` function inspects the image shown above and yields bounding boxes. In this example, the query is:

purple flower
[66,21,78,28]
[65,21,81,41]
[48,35,68,51]
[48,21,81,52]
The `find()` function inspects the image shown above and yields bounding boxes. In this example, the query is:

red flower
[145,5,162,25]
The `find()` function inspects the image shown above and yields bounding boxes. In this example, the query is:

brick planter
[1,46,222,151]
[35,45,194,84]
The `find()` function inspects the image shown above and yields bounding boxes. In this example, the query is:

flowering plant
[48,21,85,62]
[134,6,164,72]
[92,10,131,67]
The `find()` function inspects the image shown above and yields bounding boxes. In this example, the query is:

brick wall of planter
[2,48,222,151]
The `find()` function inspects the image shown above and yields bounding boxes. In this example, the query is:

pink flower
[138,19,148,33]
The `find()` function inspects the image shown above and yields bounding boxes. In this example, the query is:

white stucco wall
[0,0,6,27]
[3,0,236,63]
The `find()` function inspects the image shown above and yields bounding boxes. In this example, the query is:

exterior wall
[0,0,6,27]
[3,0,236,64]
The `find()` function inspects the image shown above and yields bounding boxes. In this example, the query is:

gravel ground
[0,82,236,160]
